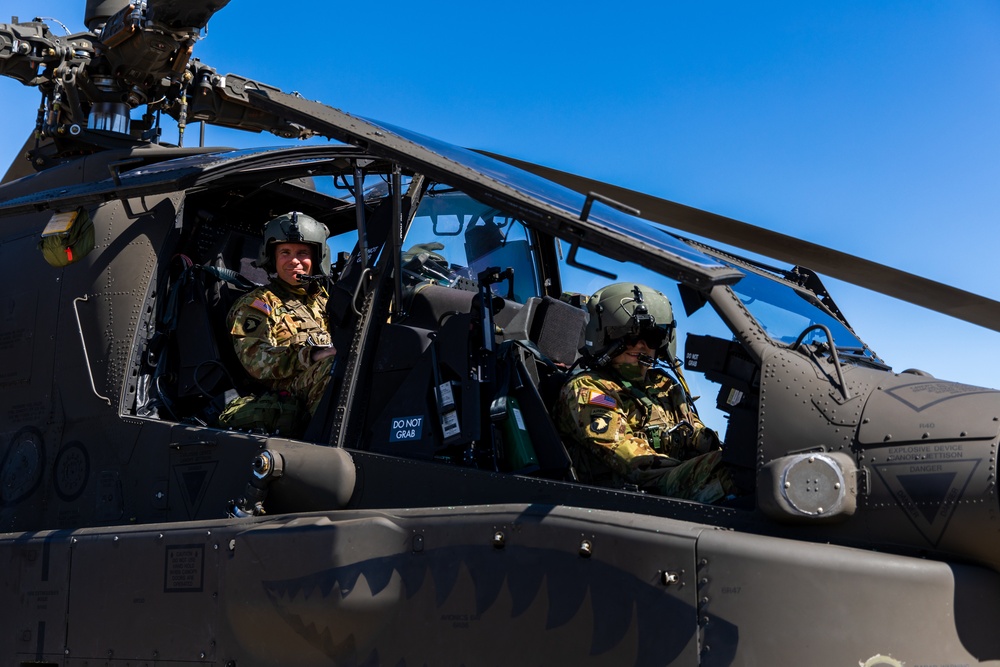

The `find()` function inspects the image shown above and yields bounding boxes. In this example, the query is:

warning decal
[172,461,218,518]
[884,381,995,412]
[873,458,980,546]
[164,544,204,592]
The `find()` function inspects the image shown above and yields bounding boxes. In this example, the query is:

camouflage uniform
[555,364,733,503]
[228,279,333,415]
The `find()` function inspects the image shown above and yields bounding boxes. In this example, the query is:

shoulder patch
[250,298,272,315]
[243,317,261,333]
[588,390,617,409]
[589,414,612,435]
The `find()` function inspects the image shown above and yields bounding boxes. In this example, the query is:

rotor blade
[478,151,1000,334]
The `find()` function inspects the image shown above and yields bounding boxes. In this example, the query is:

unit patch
[589,412,611,435]
[243,317,260,333]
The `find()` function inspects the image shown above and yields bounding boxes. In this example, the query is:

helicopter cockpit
[84,133,884,504]
[120,147,392,429]
[0,113,888,515]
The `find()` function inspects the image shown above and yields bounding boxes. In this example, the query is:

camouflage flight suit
[554,364,734,503]
[228,279,334,415]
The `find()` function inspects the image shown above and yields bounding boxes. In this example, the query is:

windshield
[727,266,881,362]
[402,187,541,303]
[372,120,743,289]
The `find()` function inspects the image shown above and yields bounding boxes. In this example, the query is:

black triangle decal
[873,459,979,547]
[172,462,218,518]
[182,469,208,506]
[896,471,956,524]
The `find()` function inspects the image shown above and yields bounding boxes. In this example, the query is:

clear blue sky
[3,1,1000,388]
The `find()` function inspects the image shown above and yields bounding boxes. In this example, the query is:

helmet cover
[585,282,677,360]
[256,211,331,275]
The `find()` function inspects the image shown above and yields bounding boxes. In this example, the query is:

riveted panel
[697,528,1000,666]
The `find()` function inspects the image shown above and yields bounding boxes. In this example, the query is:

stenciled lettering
[390,416,423,442]
[885,443,964,463]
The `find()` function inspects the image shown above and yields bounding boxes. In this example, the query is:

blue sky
[3,1,1000,388]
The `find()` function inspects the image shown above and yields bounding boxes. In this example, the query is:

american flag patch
[588,391,617,409]
[250,298,271,315]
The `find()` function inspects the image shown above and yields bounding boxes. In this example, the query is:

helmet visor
[622,328,667,350]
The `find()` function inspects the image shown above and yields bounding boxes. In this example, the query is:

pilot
[554,283,736,503]
[227,211,337,416]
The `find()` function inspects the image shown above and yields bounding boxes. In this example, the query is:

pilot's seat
[365,284,586,479]
[493,295,588,479]
[138,231,269,428]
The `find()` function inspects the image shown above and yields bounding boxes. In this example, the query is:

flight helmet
[256,211,331,275]
[585,283,677,361]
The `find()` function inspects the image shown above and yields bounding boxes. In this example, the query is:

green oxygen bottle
[493,395,539,473]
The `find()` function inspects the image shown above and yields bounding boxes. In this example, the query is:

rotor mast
[0,0,315,169]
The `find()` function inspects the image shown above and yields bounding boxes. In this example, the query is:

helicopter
[2,1,1000,666]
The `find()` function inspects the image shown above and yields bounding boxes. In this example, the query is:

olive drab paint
[0,5,999,666]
